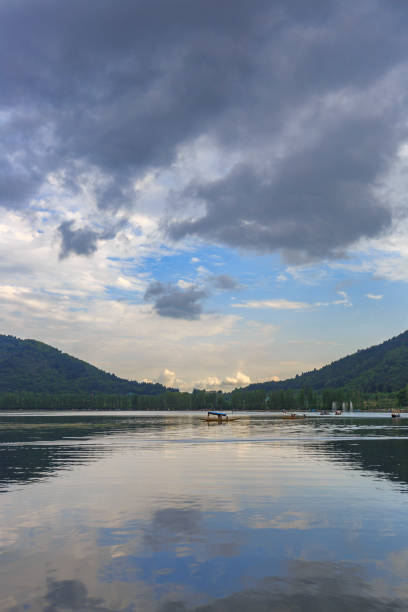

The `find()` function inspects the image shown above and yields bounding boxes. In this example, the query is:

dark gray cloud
[143,274,238,318]
[58,221,100,259]
[169,112,397,261]
[1,0,408,259]
[211,274,240,290]
[144,281,207,320]
[58,219,124,258]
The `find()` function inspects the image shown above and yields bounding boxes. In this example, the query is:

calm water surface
[1,411,408,611]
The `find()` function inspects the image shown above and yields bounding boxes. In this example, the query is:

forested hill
[0,335,167,394]
[245,330,408,393]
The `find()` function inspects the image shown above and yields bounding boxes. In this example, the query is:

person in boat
[208,411,228,421]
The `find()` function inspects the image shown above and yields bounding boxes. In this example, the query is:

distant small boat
[201,411,240,423]
[282,413,306,420]
[391,411,401,418]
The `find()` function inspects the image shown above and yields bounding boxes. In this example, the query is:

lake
[1,411,408,611]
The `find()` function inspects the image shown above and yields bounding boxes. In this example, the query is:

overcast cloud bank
[1,0,408,261]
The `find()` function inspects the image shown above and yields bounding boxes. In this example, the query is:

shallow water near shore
[1,411,408,611]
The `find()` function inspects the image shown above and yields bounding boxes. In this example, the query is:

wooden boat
[201,411,240,423]
[282,413,306,419]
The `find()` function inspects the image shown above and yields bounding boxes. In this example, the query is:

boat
[282,413,306,419]
[201,411,240,423]
[391,410,401,418]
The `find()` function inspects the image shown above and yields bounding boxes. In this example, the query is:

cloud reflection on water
[145,508,204,552]
[8,560,408,612]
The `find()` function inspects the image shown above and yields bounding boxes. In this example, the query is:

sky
[2,0,408,391]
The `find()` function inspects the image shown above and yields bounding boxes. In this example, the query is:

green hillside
[0,335,167,394]
[246,330,408,393]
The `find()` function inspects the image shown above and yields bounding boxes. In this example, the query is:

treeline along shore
[0,386,405,411]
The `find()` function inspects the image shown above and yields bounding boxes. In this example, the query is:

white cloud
[116,276,132,288]
[286,266,329,285]
[177,279,196,289]
[232,299,311,310]
[330,252,408,283]
[196,265,210,276]
[333,290,352,307]
[224,371,251,386]
[186,370,251,391]
[158,368,177,387]
[234,293,354,311]
[366,293,383,300]
[373,256,408,282]
[195,376,222,390]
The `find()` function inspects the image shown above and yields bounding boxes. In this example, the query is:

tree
[397,387,407,407]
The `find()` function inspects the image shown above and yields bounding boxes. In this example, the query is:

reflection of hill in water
[322,437,408,486]
[0,417,169,491]
[246,416,408,488]
[0,442,104,491]
[308,418,408,486]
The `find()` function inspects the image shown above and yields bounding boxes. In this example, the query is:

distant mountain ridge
[245,330,408,393]
[0,335,167,394]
